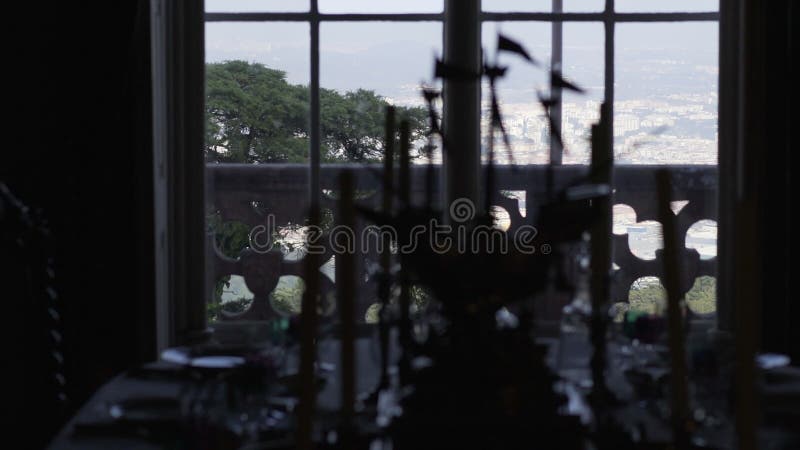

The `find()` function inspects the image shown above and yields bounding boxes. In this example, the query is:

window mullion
[443,0,482,211]
[604,0,615,148]
[550,0,563,165]
[310,1,321,216]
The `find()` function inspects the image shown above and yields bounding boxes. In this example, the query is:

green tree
[628,280,667,314]
[206,60,429,163]
[205,61,431,321]
[320,88,428,162]
[206,60,309,163]
[685,276,716,314]
[627,276,717,316]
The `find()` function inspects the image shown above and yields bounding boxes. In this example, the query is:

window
[204,2,444,323]
[202,1,719,326]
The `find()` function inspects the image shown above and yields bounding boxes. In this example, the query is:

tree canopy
[206,60,428,163]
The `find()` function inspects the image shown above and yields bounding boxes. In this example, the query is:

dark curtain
[3,1,155,447]
[754,0,798,361]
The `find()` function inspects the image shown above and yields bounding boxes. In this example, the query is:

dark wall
[4,1,155,446]
[758,0,799,361]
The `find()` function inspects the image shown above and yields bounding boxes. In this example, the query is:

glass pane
[206,22,310,163]
[614,22,718,165]
[205,23,311,322]
[615,0,718,12]
[564,0,604,12]
[319,23,442,322]
[613,23,718,317]
[319,0,442,13]
[482,22,551,164]
[483,0,550,12]
[205,23,310,85]
[561,23,604,164]
[206,0,309,12]
[320,22,442,163]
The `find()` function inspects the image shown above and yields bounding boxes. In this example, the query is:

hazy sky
[205,0,442,13]
[205,1,718,103]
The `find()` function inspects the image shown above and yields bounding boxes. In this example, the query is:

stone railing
[207,164,717,322]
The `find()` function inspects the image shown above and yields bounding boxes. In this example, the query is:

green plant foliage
[685,275,716,314]
[410,285,431,311]
[207,297,252,322]
[207,213,251,259]
[206,60,429,164]
[270,276,306,316]
[365,303,381,323]
[627,276,716,316]
[205,61,432,321]
[628,279,667,315]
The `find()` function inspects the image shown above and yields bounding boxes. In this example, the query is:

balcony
[208,164,717,323]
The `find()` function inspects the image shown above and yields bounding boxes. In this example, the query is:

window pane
[205,23,311,322]
[482,22,551,164]
[205,23,310,85]
[206,0,309,12]
[319,0,442,13]
[205,22,310,163]
[485,0,605,12]
[319,23,442,321]
[562,22,604,164]
[483,0,550,12]
[614,23,718,317]
[615,0,718,12]
[320,22,442,163]
[564,0,604,12]
[614,22,718,165]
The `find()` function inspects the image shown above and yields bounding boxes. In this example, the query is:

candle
[398,120,412,383]
[485,112,495,214]
[384,106,396,213]
[399,120,411,207]
[589,102,613,407]
[296,202,320,450]
[656,169,691,450]
[378,106,395,390]
[337,171,357,433]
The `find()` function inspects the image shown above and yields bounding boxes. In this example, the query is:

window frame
[151,0,209,350]
[152,0,724,349]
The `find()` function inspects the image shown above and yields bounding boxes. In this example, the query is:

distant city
[470,92,717,166]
